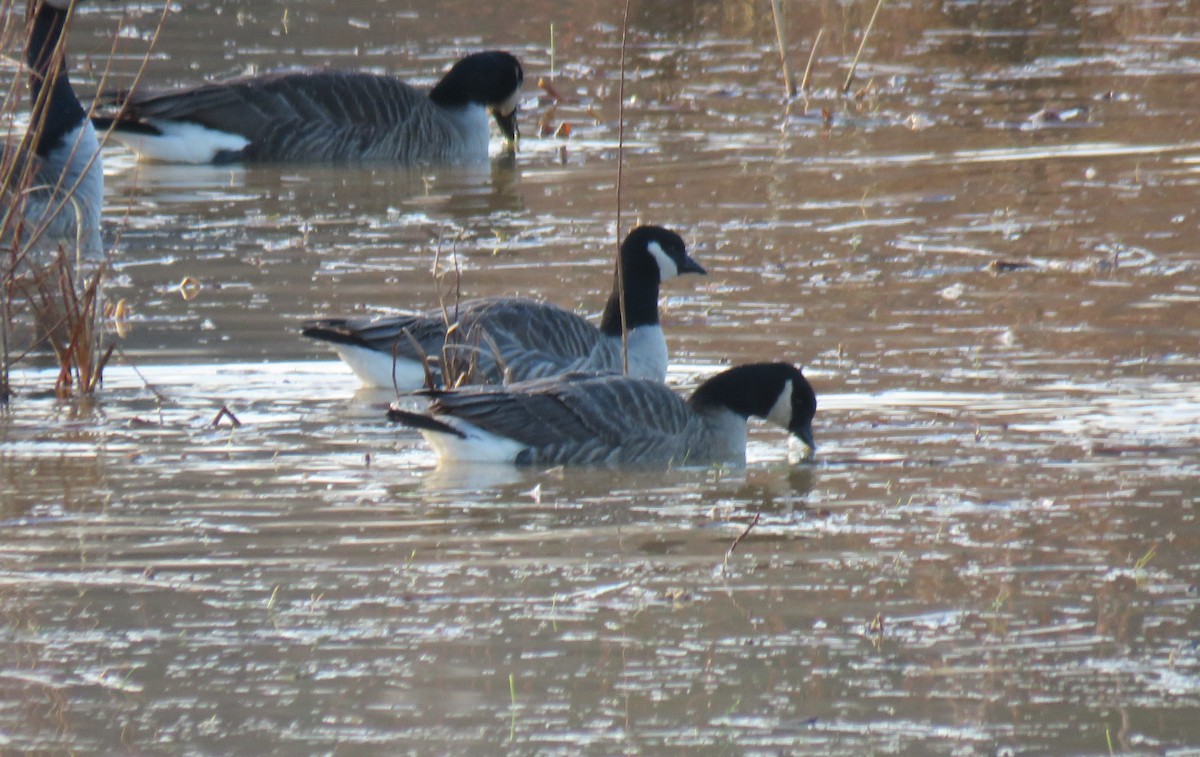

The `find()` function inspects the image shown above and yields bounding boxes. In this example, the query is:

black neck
[599,257,660,337]
[28,2,86,158]
[429,76,467,108]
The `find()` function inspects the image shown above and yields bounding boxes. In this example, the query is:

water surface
[2,0,1198,753]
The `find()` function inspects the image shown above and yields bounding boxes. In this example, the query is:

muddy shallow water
[2,0,1199,753]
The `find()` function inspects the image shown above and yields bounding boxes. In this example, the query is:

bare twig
[211,405,242,428]
[842,0,885,94]
[720,513,762,576]
[726,513,761,560]
[114,343,169,403]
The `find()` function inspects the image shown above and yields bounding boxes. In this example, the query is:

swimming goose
[386,362,817,467]
[91,51,523,164]
[2,0,104,258]
[301,225,706,389]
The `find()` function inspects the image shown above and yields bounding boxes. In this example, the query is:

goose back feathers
[93,51,523,164]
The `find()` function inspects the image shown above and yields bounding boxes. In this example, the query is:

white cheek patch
[647,240,680,281]
[497,89,521,117]
[766,380,794,428]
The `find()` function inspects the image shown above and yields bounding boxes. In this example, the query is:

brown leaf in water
[178,277,202,301]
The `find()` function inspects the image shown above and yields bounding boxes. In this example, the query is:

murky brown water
[2,0,1199,753]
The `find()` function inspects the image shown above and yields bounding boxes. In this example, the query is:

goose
[90,50,523,164]
[2,0,104,259]
[301,225,706,390]
[386,362,817,467]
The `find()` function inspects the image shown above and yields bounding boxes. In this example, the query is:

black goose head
[600,225,705,336]
[619,224,706,284]
[429,51,524,146]
[689,363,817,451]
[27,0,87,159]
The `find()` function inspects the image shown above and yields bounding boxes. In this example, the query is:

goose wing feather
[446,299,609,384]
[430,375,706,465]
[115,72,441,161]
[302,311,446,358]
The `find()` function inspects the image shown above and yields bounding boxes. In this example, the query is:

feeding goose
[301,225,706,390]
[387,362,817,467]
[2,0,104,259]
[91,50,523,164]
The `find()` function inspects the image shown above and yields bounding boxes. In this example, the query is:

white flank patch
[109,121,250,164]
[332,344,426,390]
[647,240,679,281]
[766,379,794,429]
[422,419,527,464]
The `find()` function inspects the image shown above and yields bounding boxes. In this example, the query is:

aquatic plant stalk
[801,28,824,93]
[769,0,795,98]
[842,0,885,94]
[1,0,174,401]
[615,0,631,374]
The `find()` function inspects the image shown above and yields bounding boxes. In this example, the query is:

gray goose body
[387,363,818,467]
[92,51,523,164]
[324,297,641,387]
[3,0,104,259]
[301,225,705,389]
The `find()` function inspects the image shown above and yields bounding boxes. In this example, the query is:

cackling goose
[91,51,523,164]
[3,0,104,259]
[301,225,706,389]
[387,362,818,467]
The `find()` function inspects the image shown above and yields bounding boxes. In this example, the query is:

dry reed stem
[430,232,476,389]
[801,28,824,93]
[842,0,885,94]
[615,0,631,375]
[1,0,173,401]
[768,0,795,99]
[93,1,173,260]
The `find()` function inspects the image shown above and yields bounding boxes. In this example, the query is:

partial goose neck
[688,365,780,421]
[599,261,660,338]
[27,1,86,158]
